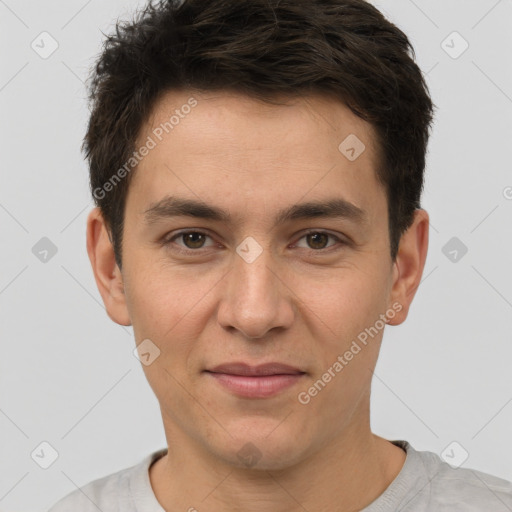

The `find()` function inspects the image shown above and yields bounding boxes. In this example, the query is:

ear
[386,209,429,326]
[86,207,132,326]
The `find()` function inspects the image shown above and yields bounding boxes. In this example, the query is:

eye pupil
[183,232,205,249]
[307,233,329,250]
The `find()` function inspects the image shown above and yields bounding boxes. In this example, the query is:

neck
[149,415,406,512]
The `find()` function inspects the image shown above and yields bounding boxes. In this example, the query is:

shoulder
[47,465,132,512]
[46,449,167,512]
[404,441,512,511]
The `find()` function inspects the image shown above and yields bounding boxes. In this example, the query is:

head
[86,0,433,469]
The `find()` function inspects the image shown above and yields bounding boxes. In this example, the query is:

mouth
[205,362,305,376]
[204,362,306,398]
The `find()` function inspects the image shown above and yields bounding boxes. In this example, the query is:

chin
[212,422,311,471]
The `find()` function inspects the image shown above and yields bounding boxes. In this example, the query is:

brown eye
[295,231,343,251]
[162,230,215,253]
[181,232,207,249]
[306,232,330,250]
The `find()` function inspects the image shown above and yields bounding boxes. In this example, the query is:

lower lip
[205,372,305,398]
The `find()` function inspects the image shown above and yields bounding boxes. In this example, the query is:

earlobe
[86,208,132,326]
[387,209,429,326]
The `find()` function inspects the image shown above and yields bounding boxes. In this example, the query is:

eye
[162,230,215,253]
[293,230,345,251]
[161,229,347,255]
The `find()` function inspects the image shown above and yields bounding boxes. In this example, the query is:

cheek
[292,265,387,343]
[125,258,214,330]
[125,263,223,378]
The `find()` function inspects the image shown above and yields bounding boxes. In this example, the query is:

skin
[87,89,429,512]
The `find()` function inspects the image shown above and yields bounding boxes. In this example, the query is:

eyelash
[160,229,347,255]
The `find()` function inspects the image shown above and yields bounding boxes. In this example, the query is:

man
[49,0,512,510]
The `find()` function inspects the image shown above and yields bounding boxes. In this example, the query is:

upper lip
[206,362,305,376]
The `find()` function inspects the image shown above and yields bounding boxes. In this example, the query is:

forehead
[140,89,380,159]
[127,89,385,229]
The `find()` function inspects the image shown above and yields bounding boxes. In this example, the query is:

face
[87,90,428,470]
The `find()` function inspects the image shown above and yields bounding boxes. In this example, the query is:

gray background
[1,0,511,510]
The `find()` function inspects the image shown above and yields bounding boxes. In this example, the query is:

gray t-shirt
[47,440,512,511]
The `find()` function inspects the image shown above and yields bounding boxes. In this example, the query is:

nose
[216,244,295,340]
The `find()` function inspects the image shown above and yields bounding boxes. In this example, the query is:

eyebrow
[143,195,368,227]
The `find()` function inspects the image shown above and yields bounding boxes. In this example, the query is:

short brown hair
[84,0,435,269]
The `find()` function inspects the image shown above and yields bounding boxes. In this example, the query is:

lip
[206,362,305,376]
[204,362,306,399]
[205,372,305,398]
